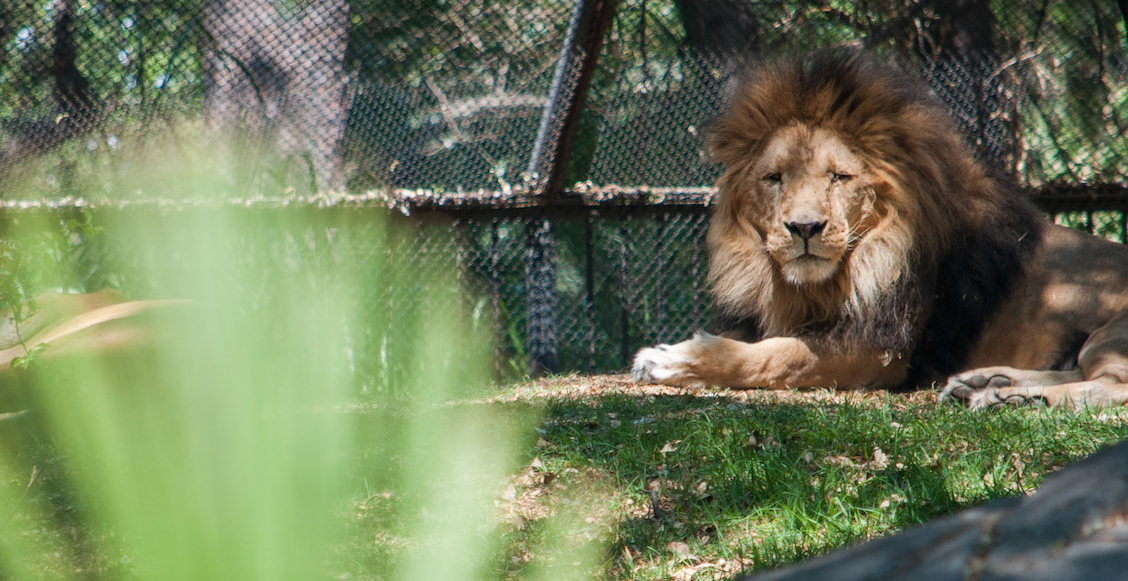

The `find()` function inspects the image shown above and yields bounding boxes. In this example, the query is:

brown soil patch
[495,373,938,407]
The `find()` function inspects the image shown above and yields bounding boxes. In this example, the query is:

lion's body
[0,291,184,413]
[632,50,1128,408]
[967,225,1128,371]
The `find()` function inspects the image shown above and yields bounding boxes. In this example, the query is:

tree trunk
[0,0,101,171]
[202,0,351,193]
[909,0,1014,172]
[1118,0,1128,45]
[674,0,759,106]
[674,0,759,64]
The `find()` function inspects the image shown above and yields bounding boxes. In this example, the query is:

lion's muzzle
[785,220,827,241]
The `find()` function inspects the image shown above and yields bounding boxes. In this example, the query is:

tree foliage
[0,0,1124,197]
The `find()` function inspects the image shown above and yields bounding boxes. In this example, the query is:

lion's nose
[785,221,827,241]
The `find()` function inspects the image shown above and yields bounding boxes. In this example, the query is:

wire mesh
[1,0,1127,376]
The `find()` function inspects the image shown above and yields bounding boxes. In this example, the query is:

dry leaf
[872,447,889,469]
[667,540,693,558]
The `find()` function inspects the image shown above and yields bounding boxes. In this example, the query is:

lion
[0,291,182,414]
[632,50,1128,409]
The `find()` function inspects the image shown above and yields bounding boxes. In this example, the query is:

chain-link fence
[2,0,1127,376]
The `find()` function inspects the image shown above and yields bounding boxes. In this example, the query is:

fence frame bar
[522,0,618,374]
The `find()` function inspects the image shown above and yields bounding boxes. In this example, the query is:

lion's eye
[764,173,782,184]
[830,172,853,184]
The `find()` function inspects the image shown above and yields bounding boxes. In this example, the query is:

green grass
[330,378,1128,581]
[4,363,1128,581]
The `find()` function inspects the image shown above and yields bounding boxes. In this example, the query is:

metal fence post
[525,216,559,375]
[522,0,618,375]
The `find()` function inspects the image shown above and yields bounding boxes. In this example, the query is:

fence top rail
[0,182,1125,214]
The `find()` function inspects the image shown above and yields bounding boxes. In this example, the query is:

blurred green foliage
[0,132,553,581]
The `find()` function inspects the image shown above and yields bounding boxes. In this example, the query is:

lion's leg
[632,332,905,389]
[941,314,1128,409]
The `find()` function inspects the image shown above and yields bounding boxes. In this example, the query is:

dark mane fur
[906,184,1043,386]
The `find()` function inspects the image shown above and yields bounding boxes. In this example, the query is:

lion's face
[742,124,878,285]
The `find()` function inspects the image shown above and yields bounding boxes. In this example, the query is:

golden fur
[633,50,1128,408]
[0,291,183,414]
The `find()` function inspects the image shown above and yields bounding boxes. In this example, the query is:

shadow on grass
[497,388,1127,576]
[3,379,1124,581]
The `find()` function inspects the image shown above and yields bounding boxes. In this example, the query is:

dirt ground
[496,373,939,407]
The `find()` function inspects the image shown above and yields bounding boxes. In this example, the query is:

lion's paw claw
[938,382,975,403]
[967,388,1041,410]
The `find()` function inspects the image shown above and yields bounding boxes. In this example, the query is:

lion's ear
[707,77,780,166]
[707,113,761,166]
[706,117,743,165]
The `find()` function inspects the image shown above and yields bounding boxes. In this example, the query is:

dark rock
[736,439,1128,581]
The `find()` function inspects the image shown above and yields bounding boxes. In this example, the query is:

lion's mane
[705,50,1043,385]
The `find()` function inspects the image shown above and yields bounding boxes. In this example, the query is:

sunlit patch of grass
[4,326,1128,581]
[483,377,1128,580]
[5,304,1128,581]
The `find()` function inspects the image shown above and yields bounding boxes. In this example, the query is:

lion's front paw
[632,337,711,386]
[967,388,1047,410]
[632,344,688,385]
[938,372,1014,404]
[939,371,1046,409]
